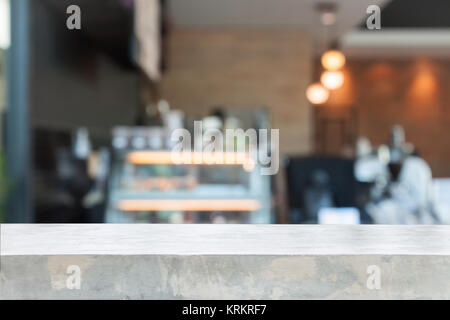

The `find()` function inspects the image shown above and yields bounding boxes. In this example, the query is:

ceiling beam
[342,29,450,58]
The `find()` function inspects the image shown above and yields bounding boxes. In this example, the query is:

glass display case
[106,126,272,223]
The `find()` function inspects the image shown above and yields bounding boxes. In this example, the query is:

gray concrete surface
[1,224,450,299]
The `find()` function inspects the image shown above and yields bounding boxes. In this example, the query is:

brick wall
[320,58,450,177]
[160,29,313,155]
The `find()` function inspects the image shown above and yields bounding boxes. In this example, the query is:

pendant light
[321,50,346,71]
[306,83,330,105]
[321,70,344,90]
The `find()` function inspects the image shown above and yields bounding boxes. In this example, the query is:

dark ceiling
[361,0,450,28]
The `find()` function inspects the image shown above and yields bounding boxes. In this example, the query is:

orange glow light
[306,83,330,105]
[321,70,344,90]
[321,50,346,71]
[117,199,261,212]
[406,60,439,108]
[127,151,255,169]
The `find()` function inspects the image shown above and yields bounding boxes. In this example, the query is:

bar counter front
[1,224,450,299]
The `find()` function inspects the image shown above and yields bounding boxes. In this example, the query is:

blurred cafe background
[0,0,449,224]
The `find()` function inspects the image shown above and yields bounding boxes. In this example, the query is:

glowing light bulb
[321,50,346,71]
[321,70,344,90]
[306,83,330,105]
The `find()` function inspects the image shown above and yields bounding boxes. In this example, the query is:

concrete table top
[1,224,450,299]
[2,224,450,256]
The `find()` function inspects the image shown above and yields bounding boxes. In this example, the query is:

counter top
[2,224,450,256]
[2,224,450,299]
